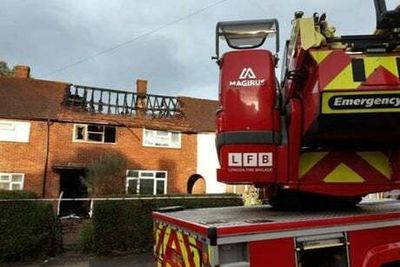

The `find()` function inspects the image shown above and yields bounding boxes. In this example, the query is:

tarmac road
[8,252,155,267]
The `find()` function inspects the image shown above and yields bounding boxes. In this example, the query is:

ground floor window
[0,173,24,190]
[126,170,167,195]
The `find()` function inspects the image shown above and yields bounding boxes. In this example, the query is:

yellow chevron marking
[325,64,362,90]
[357,152,391,179]
[299,152,328,177]
[177,232,190,267]
[155,227,162,255]
[364,56,399,77]
[189,236,201,267]
[323,163,365,183]
[163,227,171,251]
[310,50,333,64]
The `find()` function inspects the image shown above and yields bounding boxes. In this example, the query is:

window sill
[142,144,181,149]
[72,140,117,145]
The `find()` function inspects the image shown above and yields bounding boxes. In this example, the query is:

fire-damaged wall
[0,119,197,198]
[0,70,209,199]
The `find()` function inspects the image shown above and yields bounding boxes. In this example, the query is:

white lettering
[330,95,400,109]
[366,98,375,108]
[334,97,343,106]
[228,79,265,88]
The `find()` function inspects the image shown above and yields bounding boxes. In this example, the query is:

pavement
[7,252,155,267]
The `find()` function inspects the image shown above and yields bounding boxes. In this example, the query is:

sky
[0,0,394,99]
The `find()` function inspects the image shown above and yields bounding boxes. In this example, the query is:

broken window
[73,124,116,143]
[126,170,167,195]
[0,173,24,190]
[143,129,181,148]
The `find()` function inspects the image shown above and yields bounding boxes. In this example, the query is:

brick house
[0,66,224,204]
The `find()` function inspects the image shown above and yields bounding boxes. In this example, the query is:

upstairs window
[126,170,167,195]
[73,124,116,143]
[143,129,181,148]
[0,173,24,190]
[0,120,30,143]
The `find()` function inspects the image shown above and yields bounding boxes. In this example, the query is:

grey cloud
[0,0,377,99]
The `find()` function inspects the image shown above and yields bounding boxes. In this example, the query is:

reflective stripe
[323,163,365,183]
[299,151,391,183]
[299,152,328,177]
[324,56,400,90]
[154,222,202,267]
[310,50,332,64]
[357,152,391,179]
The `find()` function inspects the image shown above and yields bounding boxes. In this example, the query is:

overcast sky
[1,0,394,99]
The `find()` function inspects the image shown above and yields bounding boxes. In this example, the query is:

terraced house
[0,66,225,206]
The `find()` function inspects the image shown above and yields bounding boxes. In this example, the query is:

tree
[0,61,14,77]
[85,152,128,197]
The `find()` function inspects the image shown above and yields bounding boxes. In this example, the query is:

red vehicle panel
[218,49,278,133]
[153,201,400,267]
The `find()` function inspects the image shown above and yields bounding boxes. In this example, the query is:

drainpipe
[42,118,52,198]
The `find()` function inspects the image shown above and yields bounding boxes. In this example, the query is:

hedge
[82,194,243,255]
[0,190,61,262]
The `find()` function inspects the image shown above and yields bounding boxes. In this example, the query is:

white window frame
[142,128,181,148]
[0,120,30,143]
[72,124,116,144]
[125,170,167,195]
[0,173,24,190]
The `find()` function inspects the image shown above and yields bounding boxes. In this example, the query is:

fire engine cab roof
[153,200,400,238]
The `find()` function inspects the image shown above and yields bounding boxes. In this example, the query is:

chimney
[135,79,148,116]
[136,79,147,96]
[14,65,31,79]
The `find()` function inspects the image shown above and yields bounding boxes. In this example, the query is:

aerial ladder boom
[215,0,400,208]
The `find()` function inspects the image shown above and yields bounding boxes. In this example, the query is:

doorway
[187,174,206,194]
[59,169,88,217]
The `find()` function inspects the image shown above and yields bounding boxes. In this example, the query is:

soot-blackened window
[73,124,116,143]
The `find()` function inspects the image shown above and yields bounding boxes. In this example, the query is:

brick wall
[0,121,47,196]
[0,119,197,198]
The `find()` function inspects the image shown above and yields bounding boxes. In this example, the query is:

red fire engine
[215,0,400,208]
[153,1,400,266]
[154,200,400,267]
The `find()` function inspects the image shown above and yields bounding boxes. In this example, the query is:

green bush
[0,190,61,262]
[82,194,242,255]
[78,220,95,253]
[0,190,38,199]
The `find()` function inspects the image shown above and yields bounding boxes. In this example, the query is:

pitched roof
[179,96,218,133]
[0,77,218,133]
[0,77,69,120]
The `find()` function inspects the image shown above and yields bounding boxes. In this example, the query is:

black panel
[104,126,116,143]
[351,58,366,82]
[397,57,400,77]
[302,113,400,149]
